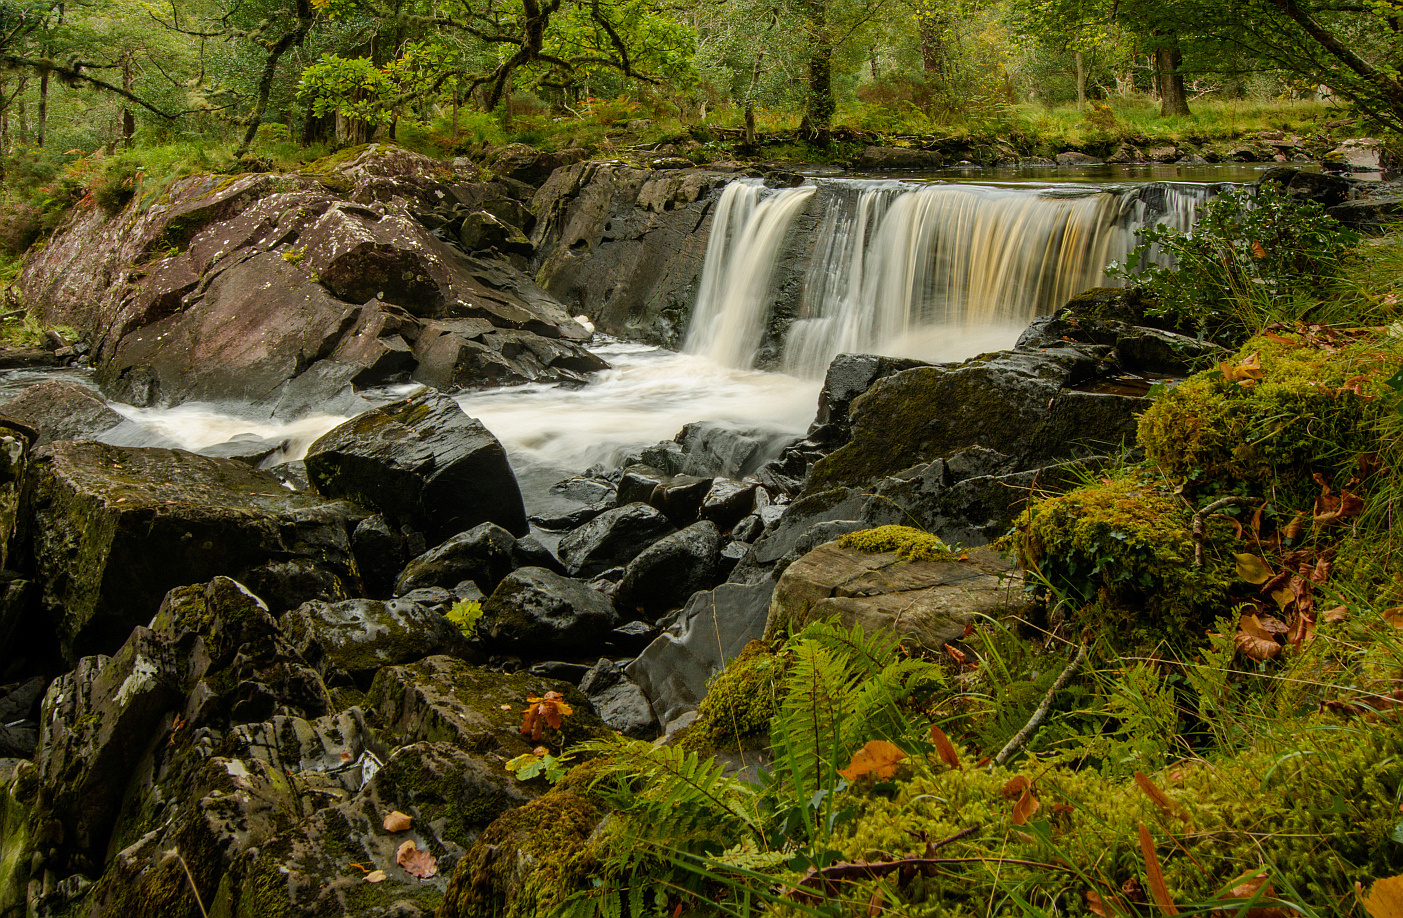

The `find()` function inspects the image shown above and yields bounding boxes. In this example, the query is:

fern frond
[842,657,944,750]
[795,618,898,679]
[770,641,853,810]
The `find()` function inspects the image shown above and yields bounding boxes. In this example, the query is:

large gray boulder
[21,440,362,662]
[0,380,124,447]
[306,389,528,544]
[281,596,477,682]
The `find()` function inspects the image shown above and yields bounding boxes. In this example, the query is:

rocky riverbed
[0,144,1393,918]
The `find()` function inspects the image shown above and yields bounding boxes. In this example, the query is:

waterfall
[683,181,818,369]
[685,177,1214,376]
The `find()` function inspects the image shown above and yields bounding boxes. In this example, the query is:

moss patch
[839,525,952,561]
[678,640,786,755]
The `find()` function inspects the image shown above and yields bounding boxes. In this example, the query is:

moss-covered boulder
[366,655,609,755]
[476,567,619,658]
[1138,333,1387,500]
[766,537,1027,652]
[306,390,527,545]
[1018,472,1238,647]
[0,760,35,918]
[807,349,1136,491]
[21,440,363,662]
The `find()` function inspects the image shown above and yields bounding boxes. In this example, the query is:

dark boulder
[673,421,793,478]
[281,596,477,682]
[22,440,362,662]
[1257,166,1351,209]
[305,389,528,544]
[0,380,123,446]
[615,521,722,615]
[476,567,619,657]
[578,659,656,739]
[699,478,758,531]
[813,353,929,437]
[557,502,676,578]
[649,474,713,527]
[395,522,518,596]
[850,146,944,171]
[351,514,409,597]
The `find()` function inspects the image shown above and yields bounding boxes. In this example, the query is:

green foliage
[1112,182,1360,340]
[680,640,785,755]
[446,599,483,635]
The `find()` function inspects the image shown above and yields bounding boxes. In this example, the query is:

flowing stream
[2,168,1245,506]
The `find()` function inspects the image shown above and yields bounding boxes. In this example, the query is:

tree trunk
[37,69,48,149]
[1155,44,1190,116]
[918,13,945,78]
[1075,50,1086,111]
[799,40,834,147]
[233,0,316,159]
[121,53,136,149]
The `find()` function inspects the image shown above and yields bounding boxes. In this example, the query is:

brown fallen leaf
[383,810,412,833]
[1134,771,1192,830]
[1235,614,1283,662]
[1322,606,1348,624]
[1362,874,1403,918]
[396,840,438,879]
[839,740,907,781]
[929,725,961,770]
[520,691,574,741]
[1003,776,1040,826]
[365,869,387,883]
[944,643,967,665]
[1138,824,1179,915]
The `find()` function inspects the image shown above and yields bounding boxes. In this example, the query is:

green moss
[438,791,605,918]
[1138,334,1388,500]
[839,525,952,562]
[1019,472,1237,648]
[678,640,786,755]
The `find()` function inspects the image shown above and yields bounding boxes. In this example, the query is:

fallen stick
[993,643,1089,767]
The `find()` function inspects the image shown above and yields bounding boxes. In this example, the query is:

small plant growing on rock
[520,690,573,741]
[446,599,483,635]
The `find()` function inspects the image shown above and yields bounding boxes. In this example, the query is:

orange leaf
[1235,615,1283,662]
[929,725,961,770]
[1003,776,1040,825]
[1138,824,1179,915]
[1283,514,1305,540]
[1251,239,1267,259]
[943,643,967,665]
[1220,351,1265,387]
[1361,874,1403,918]
[838,740,908,781]
[1134,772,1192,830]
[396,840,438,879]
[383,811,412,833]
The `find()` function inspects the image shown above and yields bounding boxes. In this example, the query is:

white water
[686,178,1213,376]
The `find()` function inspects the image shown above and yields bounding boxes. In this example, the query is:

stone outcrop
[305,389,528,545]
[18,144,606,417]
[20,440,363,662]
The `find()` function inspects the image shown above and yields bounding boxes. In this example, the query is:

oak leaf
[396,840,438,879]
[1002,775,1040,825]
[520,691,574,741]
[1361,874,1403,918]
[383,811,412,833]
[838,740,907,781]
[1220,352,1264,387]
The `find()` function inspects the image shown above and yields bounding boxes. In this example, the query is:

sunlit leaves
[520,690,574,741]
[837,739,907,780]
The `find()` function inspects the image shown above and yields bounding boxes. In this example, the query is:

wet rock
[460,210,533,256]
[0,380,123,446]
[395,522,518,596]
[192,432,289,464]
[579,659,655,738]
[411,319,608,391]
[1257,166,1351,208]
[24,440,361,662]
[33,627,184,865]
[649,474,713,527]
[615,521,722,616]
[477,567,619,657]
[306,389,528,544]
[282,597,477,683]
[486,143,587,187]
[1325,138,1395,173]
[511,535,565,575]
[813,353,929,437]
[674,421,795,478]
[366,654,608,751]
[0,423,28,575]
[557,502,676,577]
[700,478,758,531]
[0,677,44,758]
[616,464,668,506]
[850,146,944,171]
[625,577,776,729]
[767,541,1029,653]
[1055,151,1103,166]
[1328,195,1403,231]
[353,514,409,597]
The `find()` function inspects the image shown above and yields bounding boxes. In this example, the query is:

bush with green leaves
[1112,182,1359,341]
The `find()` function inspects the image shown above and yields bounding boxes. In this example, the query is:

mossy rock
[1137,334,1389,501]
[436,790,606,918]
[839,525,951,562]
[1019,472,1237,648]
[677,639,786,755]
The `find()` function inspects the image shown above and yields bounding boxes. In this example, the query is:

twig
[993,643,1088,767]
[1191,496,1254,567]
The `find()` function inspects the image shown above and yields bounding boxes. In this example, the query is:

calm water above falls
[1,166,1257,490]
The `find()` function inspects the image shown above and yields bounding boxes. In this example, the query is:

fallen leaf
[520,691,574,741]
[383,811,412,833]
[838,740,908,781]
[396,839,438,879]
[1384,607,1403,629]
[1251,239,1267,259]
[1003,775,1040,825]
[1138,824,1179,915]
[929,725,961,770]
[1360,874,1403,918]
[1270,588,1295,610]
[866,888,885,916]
[1235,614,1283,662]
[1283,514,1305,540]
[1086,890,1128,917]
[1134,771,1192,829]
[365,870,387,883]
[943,643,967,665]
[1235,553,1273,585]
[1322,606,1348,624]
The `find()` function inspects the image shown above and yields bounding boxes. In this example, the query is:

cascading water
[683,181,818,368]
[685,177,1216,376]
